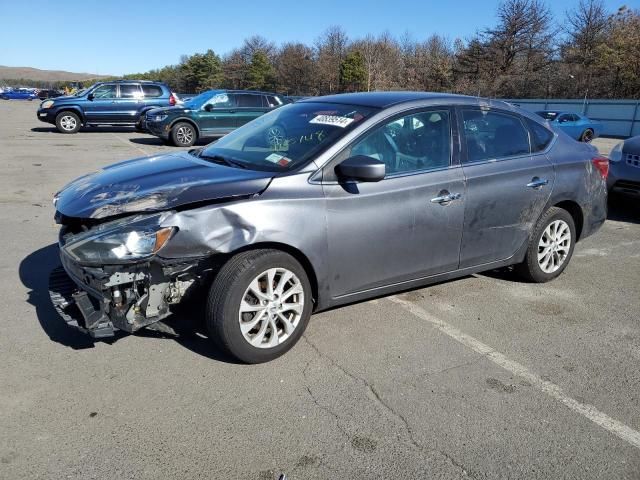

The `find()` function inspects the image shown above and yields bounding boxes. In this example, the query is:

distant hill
[0,65,111,82]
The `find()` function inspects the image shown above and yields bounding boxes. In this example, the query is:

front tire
[206,250,312,364]
[170,122,197,147]
[580,128,594,142]
[515,207,576,283]
[55,111,81,134]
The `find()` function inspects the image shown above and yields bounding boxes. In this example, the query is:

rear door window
[462,110,530,163]
[141,85,163,97]
[235,94,263,108]
[119,84,142,99]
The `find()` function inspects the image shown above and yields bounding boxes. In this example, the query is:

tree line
[5,0,639,99]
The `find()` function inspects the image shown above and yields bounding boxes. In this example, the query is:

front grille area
[626,153,640,168]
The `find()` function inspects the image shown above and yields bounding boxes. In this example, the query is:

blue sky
[0,0,631,75]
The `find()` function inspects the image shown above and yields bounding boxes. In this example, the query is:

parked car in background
[608,135,640,198]
[36,80,177,134]
[37,89,64,100]
[51,92,608,363]
[1,88,38,100]
[536,111,602,142]
[144,89,285,146]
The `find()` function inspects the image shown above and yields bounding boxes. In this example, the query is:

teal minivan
[145,90,286,146]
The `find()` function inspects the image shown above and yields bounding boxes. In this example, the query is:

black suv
[37,80,177,134]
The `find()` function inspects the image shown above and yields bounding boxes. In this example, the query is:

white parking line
[388,296,640,450]
[110,133,149,156]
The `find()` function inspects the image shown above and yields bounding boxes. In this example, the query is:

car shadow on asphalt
[19,243,238,362]
[129,137,211,146]
[19,244,96,349]
[607,194,640,224]
[30,127,136,134]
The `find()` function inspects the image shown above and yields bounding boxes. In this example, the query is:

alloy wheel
[60,115,77,131]
[238,268,305,349]
[538,219,571,273]
[176,125,193,145]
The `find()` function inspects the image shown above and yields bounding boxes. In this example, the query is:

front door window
[351,110,451,175]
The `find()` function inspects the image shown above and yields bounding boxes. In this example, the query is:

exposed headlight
[41,100,55,109]
[63,215,175,264]
[152,114,168,122]
[608,142,623,163]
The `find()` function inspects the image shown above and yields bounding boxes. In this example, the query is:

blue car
[1,88,38,100]
[36,80,177,134]
[536,111,602,142]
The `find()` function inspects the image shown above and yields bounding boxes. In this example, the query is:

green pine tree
[340,51,366,92]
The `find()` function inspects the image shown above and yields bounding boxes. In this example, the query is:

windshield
[198,102,377,172]
[184,91,218,109]
[536,111,559,121]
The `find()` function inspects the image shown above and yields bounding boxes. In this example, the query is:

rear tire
[170,122,197,147]
[55,111,81,134]
[580,128,594,142]
[515,207,576,283]
[205,249,312,364]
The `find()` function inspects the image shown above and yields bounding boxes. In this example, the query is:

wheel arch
[224,242,319,310]
[169,117,201,137]
[553,200,584,240]
[54,106,85,123]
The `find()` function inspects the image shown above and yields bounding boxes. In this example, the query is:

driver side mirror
[335,155,386,182]
[204,104,214,112]
[87,93,94,101]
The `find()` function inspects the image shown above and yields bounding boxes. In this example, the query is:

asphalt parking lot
[1,101,639,479]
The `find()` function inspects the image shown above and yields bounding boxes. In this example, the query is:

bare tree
[315,26,349,94]
[275,43,316,95]
[562,0,608,97]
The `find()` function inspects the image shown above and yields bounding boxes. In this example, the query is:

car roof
[224,89,281,96]
[299,91,497,109]
[96,80,167,85]
[191,89,281,96]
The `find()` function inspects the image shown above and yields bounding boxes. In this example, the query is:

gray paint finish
[54,92,608,332]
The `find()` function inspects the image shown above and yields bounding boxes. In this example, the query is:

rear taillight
[169,93,176,106]
[592,156,609,179]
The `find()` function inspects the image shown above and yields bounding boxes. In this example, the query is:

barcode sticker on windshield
[266,153,284,163]
[309,115,354,128]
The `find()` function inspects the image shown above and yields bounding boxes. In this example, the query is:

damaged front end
[50,212,210,339]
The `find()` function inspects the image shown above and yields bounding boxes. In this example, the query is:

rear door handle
[431,192,462,204]
[527,178,548,189]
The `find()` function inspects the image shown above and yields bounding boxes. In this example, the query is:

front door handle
[527,178,549,189]
[431,192,462,204]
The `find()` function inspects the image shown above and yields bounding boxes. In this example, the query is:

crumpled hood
[55,151,274,219]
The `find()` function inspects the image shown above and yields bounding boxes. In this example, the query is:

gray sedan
[51,92,608,363]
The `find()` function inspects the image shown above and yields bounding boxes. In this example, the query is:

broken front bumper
[49,249,204,338]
